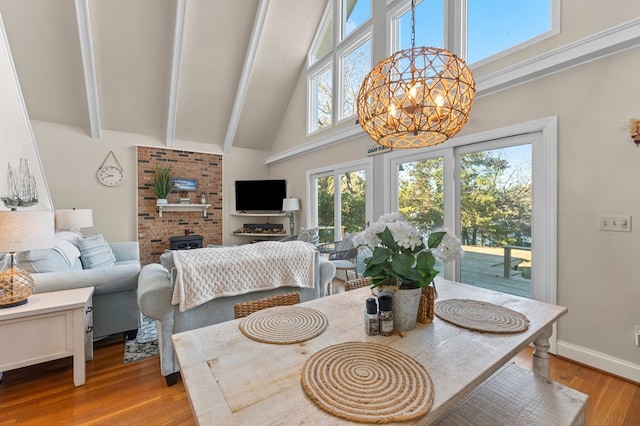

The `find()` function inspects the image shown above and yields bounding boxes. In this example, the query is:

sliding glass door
[457,138,532,298]
[310,161,372,244]
[389,121,556,305]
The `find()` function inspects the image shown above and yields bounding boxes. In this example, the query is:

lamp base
[0,254,34,309]
[0,298,28,309]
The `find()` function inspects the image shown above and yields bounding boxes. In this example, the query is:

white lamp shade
[282,198,300,211]
[0,211,55,252]
[55,208,93,231]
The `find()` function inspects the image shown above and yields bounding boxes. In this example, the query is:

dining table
[172,278,567,425]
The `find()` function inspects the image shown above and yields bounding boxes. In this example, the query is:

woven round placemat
[301,342,434,423]
[434,299,529,333]
[238,306,328,344]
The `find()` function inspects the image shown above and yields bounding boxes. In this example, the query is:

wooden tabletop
[172,279,567,425]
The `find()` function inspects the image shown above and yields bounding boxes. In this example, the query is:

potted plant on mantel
[153,167,172,205]
[353,213,463,331]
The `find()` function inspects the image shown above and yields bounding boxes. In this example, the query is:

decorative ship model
[1,158,39,210]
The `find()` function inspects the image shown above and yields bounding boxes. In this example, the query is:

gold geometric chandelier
[356,0,475,149]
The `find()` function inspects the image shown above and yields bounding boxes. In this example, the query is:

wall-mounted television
[235,179,286,212]
[170,178,197,192]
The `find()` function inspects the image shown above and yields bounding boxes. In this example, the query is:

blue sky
[347,0,551,64]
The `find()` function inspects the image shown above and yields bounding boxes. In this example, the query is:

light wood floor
[1,332,640,425]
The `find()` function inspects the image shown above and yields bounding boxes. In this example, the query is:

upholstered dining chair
[344,277,371,292]
[233,291,301,319]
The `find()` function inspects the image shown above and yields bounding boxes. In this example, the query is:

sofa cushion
[78,234,116,269]
[298,227,319,245]
[51,239,81,266]
[15,248,71,273]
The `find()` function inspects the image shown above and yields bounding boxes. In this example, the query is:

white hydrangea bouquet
[353,212,462,290]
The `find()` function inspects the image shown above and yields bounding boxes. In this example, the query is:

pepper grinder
[364,297,379,336]
[378,295,393,336]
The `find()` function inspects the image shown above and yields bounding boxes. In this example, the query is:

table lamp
[282,198,300,236]
[55,208,93,234]
[0,210,54,308]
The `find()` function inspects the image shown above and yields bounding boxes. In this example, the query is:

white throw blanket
[171,241,316,312]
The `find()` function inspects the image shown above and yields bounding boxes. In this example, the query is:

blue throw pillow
[78,234,116,269]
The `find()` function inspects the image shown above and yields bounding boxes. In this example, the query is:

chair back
[344,277,371,292]
[330,247,358,261]
[233,292,301,319]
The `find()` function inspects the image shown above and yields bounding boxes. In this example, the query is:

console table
[0,287,94,387]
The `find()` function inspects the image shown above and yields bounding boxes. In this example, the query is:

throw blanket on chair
[171,241,315,312]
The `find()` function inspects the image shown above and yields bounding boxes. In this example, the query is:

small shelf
[157,203,211,218]
[231,212,286,217]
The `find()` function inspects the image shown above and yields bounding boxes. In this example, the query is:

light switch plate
[598,215,632,232]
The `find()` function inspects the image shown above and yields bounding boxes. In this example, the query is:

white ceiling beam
[166,0,187,148]
[223,0,269,153]
[74,0,101,139]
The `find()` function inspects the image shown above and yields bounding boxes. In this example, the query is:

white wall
[0,15,51,212]
[33,121,272,244]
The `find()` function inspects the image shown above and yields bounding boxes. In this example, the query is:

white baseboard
[557,340,640,383]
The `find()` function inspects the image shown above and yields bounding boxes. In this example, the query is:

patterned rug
[123,316,159,363]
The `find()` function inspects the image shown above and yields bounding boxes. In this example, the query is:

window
[394,0,444,51]
[309,4,333,66]
[307,0,373,134]
[388,118,557,306]
[310,66,333,132]
[467,0,552,64]
[342,0,370,39]
[308,0,556,134]
[458,142,532,297]
[340,37,371,119]
[309,159,373,244]
[398,157,444,234]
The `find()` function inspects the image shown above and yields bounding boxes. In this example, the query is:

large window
[310,66,333,132]
[307,0,372,134]
[342,0,370,39]
[309,0,557,133]
[340,37,371,119]
[387,118,556,306]
[467,0,552,64]
[309,159,373,244]
[309,4,333,66]
[394,0,443,50]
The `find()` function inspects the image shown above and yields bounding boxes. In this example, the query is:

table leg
[532,326,552,378]
[73,308,86,386]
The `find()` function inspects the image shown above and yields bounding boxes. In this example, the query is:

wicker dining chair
[344,277,372,292]
[233,292,301,319]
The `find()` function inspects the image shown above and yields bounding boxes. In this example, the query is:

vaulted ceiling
[0,0,326,152]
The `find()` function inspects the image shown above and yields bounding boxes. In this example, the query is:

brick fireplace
[137,146,223,265]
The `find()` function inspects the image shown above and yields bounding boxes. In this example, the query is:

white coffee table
[0,287,94,386]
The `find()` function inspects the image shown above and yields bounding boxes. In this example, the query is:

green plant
[153,167,172,199]
[353,213,462,289]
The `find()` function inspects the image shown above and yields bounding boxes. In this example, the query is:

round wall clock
[98,151,125,187]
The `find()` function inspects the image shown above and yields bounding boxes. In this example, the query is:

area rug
[123,316,159,363]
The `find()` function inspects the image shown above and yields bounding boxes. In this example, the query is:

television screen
[235,180,286,211]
